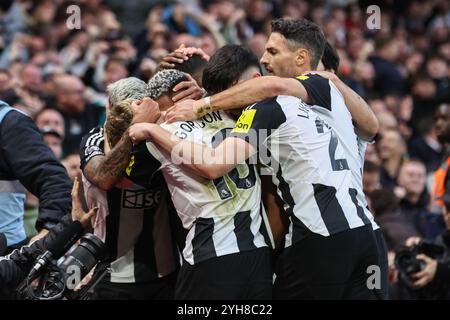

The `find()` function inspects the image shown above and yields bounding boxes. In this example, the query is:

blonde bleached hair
[105,76,149,148]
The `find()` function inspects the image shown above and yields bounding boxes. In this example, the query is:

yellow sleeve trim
[231,109,257,134]
[296,75,309,80]
[125,154,135,176]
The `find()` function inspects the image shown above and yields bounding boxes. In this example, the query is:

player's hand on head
[158,51,189,70]
[175,47,210,61]
[131,97,161,124]
[172,74,205,102]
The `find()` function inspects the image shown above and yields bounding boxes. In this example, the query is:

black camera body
[395,241,445,286]
[17,233,106,300]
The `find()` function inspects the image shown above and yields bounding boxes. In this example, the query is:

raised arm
[165,76,307,123]
[165,73,379,140]
[81,98,161,190]
[81,129,134,190]
[309,71,379,140]
[129,123,255,180]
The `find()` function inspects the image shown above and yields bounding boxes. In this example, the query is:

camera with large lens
[395,241,445,287]
[17,233,106,300]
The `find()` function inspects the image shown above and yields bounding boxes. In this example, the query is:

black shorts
[373,228,389,300]
[93,272,176,300]
[175,247,272,300]
[274,224,381,300]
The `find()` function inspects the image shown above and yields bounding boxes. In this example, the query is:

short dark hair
[321,41,340,73]
[202,45,262,94]
[271,18,326,69]
[173,54,208,86]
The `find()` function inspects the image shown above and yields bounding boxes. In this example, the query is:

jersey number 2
[316,119,349,171]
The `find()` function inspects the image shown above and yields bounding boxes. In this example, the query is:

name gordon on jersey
[173,111,223,139]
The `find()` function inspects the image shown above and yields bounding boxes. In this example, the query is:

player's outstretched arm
[165,76,308,123]
[129,123,255,180]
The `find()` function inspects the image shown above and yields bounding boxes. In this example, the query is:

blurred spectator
[244,0,279,34]
[426,55,450,103]
[368,37,406,96]
[202,0,248,45]
[61,153,81,182]
[19,64,43,95]
[103,0,156,37]
[162,3,203,37]
[408,122,442,173]
[34,107,65,139]
[53,74,103,155]
[397,160,445,241]
[410,74,441,134]
[378,129,408,188]
[102,58,129,89]
[40,126,63,160]
[370,188,419,251]
[365,143,381,166]
[0,69,11,94]
[377,111,398,135]
[247,33,268,59]
[363,160,381,196]
[429,104,450,216]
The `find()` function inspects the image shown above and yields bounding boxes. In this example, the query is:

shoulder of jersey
[88,126,103,135]
[276,95,304,103]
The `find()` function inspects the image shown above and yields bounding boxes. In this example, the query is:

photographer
[406,193,450,291]
[0,100,72,251]
[0,178,96,299]
[391,192,450,299]
[404,240,450,291]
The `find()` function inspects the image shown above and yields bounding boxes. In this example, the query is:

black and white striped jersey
[230,95,373,247]
[80,127,177,283]
[296,74,378,231]
[146,111,271,265]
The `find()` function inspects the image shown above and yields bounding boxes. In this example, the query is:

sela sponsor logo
[122,189,161,209]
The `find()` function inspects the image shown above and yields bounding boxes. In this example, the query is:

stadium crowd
[0,0,449,299]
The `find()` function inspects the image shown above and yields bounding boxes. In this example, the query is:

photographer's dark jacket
[399,191,446,242]
[0,101,72,246]
[0,215,83,298]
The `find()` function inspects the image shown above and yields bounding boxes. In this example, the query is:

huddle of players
[80,18,388,300]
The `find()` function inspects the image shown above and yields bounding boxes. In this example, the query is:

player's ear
[295,48,308,67]
[252,72,262,78]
